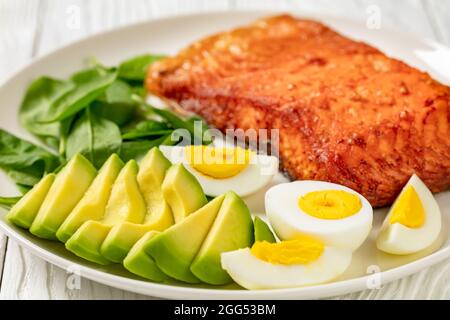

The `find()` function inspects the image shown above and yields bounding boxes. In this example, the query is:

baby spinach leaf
[16,184,32,195]
[121,120,171,140]
[134,120,170,131]
[43,137,60,151]
[58,116,77,156]
[122,130,172,141]
[92,101,136,128]
[150,107,191,129]
[0,196,21,210]
[19,77,74,146]
[43,67,117,122]
[65,107,122,168]
[0,129,61,186]
[103,79,135,104]
[119,135,168,162]
[7,166,45,187]
[130,85,147,98]
[118,54,166,81]
[133,96,212,145]
[92,80,136,126]
[0,129,61,171]
[86,56,112,71]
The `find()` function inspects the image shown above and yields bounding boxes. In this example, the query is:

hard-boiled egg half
[221,236,352,290]
[159,145,278,197]
[266,181,373,252]
[376,174,442,255]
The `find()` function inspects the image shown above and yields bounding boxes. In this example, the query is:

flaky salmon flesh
[146,15,450,207]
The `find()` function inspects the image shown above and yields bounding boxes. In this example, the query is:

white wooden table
[0,0,449,300]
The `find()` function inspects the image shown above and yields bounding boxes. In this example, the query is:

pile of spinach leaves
[0,54,210,208]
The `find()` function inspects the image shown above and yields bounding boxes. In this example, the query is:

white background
[0,0,449,300]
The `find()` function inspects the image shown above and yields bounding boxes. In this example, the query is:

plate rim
[1,219,449,299]
[0,9,449,299]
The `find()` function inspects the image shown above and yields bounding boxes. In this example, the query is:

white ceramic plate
[0,11,449,300]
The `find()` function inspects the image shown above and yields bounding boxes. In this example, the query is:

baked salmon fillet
[146,14,450,207]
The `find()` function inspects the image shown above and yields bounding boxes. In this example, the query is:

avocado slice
[30,154,97,240]
[190,191,254,285]
[254,216,276,243]
[65,160,146,265]
[137,148,173,231]
[65,220,112,265]
[100,148,174,263]
[162,164,207,223]
[146,194,225,283]
[56,154,124,243]
[123,231,169,282]
[7,174,56,229]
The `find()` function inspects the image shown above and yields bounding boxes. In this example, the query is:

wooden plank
[334,262,450,300]
[0,233,6,286]
[0,0,41,296]
[289,0,435,38]
[0,0,42,83]
[145,0,229,17]
[355,0,435,37]
[37,0,230,55]
[234,0,444,42]
[0,239,155,299]
[38,0,151,55]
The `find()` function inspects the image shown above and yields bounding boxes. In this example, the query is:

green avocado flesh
[65,160,146,264]
[100,148,174,263]
[145,194,225,283]
[123,230,168,282]
[65,220,113,265]
[190,191,254,285]
[7,174,56,229]
[253,216,276,243]
[162,164,207,223]
[30,154,97,240]
[56,154,124,243]
[6,147,263,286]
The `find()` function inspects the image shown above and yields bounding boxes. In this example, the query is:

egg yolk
[298,190,362,220]
[186,145,252,179]
[251,237,324,265]
[389,185,425,228]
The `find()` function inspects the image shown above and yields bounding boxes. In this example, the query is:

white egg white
[221,246,352,290]
[376,174,442,255]
[266,181,373,252]
[159,146,279,197]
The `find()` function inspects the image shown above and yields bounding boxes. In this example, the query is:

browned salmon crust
[146,15,450,207]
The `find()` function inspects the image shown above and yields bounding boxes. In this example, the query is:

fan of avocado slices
[5,148,274,286]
